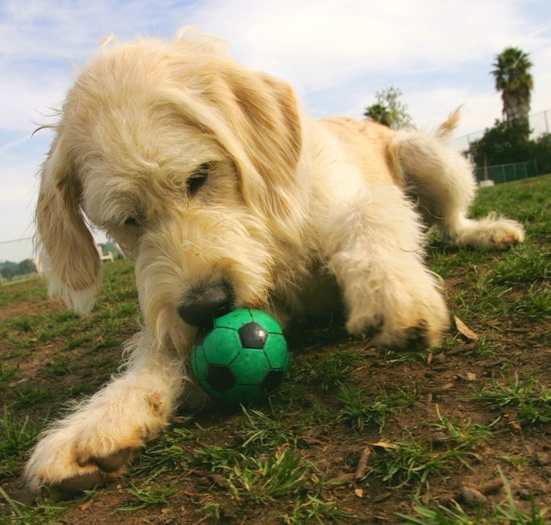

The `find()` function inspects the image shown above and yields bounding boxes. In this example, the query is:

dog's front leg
[24,331,185,496]
[325,185,450,351]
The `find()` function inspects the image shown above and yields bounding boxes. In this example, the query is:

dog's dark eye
[187,162,210,195]
[124,217,139,227]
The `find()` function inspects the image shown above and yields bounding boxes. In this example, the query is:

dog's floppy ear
[35,132,101,314]
[216,69,303,230]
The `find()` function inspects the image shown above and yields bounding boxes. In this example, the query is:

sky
[1,0,551,262]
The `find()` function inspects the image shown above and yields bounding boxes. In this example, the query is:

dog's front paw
[346,276,450,352]
[24,385,172,496]
[348,314,446,352]
[380,320,442,352]
[25,425,141,497]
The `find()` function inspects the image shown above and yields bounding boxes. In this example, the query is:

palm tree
[492,47,533,126]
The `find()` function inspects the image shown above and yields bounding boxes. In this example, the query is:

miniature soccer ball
[190,308,290,403]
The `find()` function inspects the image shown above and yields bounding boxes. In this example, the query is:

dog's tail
[387,106,476,233]
[434,106,462,140]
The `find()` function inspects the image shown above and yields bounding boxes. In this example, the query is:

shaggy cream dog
[26,28,524,494]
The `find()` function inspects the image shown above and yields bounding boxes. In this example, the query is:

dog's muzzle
[178,280,234,326]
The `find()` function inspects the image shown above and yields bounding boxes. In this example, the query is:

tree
[364,103,392,127]
[364,86,413,129]
[0,262,17,281]
[532,133,551,175]
[492,47,533,127]
[467,118,551,175]
[468,120,532,167]
[18,259,37,275]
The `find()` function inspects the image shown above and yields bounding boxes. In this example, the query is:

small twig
[446,343,476,355]
[418,382,454,395]
[478,477,504,495]
[483,359,508,369]
[373,492,393,503]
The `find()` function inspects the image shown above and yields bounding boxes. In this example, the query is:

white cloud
[191,0,546,95]
[1,0,551,258]
[0,155,41,205]
[0,168,38,261]
[531,46,551,113]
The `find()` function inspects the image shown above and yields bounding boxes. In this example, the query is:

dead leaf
[369,440,397,450]
[355,447,371,479]
[79,500,94,511]
[454,316,479,341]
[457,372,477,382]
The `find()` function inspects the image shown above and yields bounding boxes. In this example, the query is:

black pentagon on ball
[206,365,236,392]
[238,322,268,349]
[261,369,285,394]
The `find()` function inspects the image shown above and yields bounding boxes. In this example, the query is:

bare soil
[1,270,550,524]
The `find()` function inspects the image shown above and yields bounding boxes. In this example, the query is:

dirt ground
[1,268,550,524]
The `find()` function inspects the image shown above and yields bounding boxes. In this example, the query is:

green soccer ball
[190,308,290,404]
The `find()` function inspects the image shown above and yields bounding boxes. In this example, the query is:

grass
[288,344,364,390]
[213,448,313,501]
[0,276,46,307]
[368,410,491,490]
[129,426,194,478]
[336,383,415,432]
[0,486,66,525]
[398,469,548,524]
[240,406,297,450]
[0,176,550,523]
[470,373,551,425]
[0,407,45,478]
[426,407,494,450]
[119,482,178,511]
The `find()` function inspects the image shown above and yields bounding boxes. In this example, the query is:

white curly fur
[26,27,525,494]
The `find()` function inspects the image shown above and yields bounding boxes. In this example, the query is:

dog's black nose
[178,281,234,326]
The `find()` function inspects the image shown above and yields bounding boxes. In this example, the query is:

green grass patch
[369,410,491,489]
[0,407,45,478]
[399,469,548,524]
[471,374,551,425]
[0,178,550,522]
[336,383,415,432]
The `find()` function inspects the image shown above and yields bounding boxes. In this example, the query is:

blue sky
[1,0,551,261]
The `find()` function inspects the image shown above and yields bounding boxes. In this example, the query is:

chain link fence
[456,109,551,150]
[529,109,551,139]
[475,159,538,185]
[0,237,34,263]
[0,237,38,284]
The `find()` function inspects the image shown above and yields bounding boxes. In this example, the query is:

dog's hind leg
[389,128,525,249]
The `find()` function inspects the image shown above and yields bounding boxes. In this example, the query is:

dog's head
[35,29,303,338]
